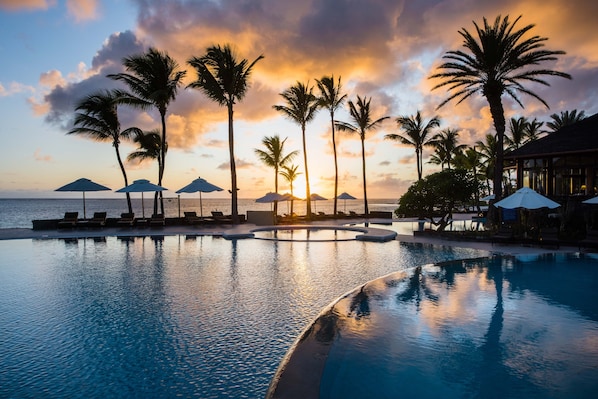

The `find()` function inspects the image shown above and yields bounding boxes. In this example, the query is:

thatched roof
[505,113,598,159]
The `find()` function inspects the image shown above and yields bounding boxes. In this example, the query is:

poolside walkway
[0,217,580,255]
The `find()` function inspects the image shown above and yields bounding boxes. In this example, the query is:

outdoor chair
[150,213,165,227]
[117,213,135,227]
[491,226,514,245]
[57,212,78,228]
[349,211,359,217]
[211,211,232,223]
[539,227,560,248]
[86,212,107,228]
[184,211,202,225]
[579,229,598,251]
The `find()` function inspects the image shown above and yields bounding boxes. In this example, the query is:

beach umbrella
[583,196,598,204]
[55,177,111,218]
[309,193,327,213]
[493,187,560,210]
[116,179,168,218]
[256,192,287,211]
[480,194,495,202]
[176,177,223,217]
[281,192,303,215]
[337,192,356,212]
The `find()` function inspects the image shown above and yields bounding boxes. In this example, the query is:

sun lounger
[539,227,560,248]
[579,229,598,251]
[491,226,513,245]
[149,213,165,227]
[57,212,78,228]
[211,211,232,224]
[349,211,359,217]
[86,212,107,228]
[184,211,202,225]
[117,213,135,227]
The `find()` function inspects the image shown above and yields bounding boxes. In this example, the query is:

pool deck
[0,216,581,255]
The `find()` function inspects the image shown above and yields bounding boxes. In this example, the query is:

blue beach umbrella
[55,177,111,218]
[116,179,167,218]
[176,177,223,217]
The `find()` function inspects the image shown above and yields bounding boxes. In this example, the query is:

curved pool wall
[0,236,487,399]
[267,253,598,399]
[249,225,398,242]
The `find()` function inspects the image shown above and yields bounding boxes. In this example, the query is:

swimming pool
[268,253,598,398]
[0,235,487,398]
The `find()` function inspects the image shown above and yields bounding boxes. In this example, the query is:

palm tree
[108,47,186,214]
[385,110,441,180]
[316,75,347,215]
[187,44,264,224]
[127,129,165,171]
[273,81,320,219]
[545,109,586,132]
[505,117,529,151]
[254,135,298,215]
[69,90,140,214]
[430,15,571,201]
[453,146,486,206]
[475,134,499,194]
[524,117,544,141]
[335,95,389,215]
[280,164,301,215]
[428,128,466,170]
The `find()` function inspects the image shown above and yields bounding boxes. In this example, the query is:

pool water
[252,227,361,241]
[0,236,487,398]
[269,253,598,398]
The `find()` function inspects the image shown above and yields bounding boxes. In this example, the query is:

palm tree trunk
[361,136,368,215]
[486,95,506,201]
[302,123,311,219]
[416,148,423,180]
[114,144,133,214]
[228,102,239,224]
[158,111,167,214]
[274,166,279,216]
[331,118,338,215]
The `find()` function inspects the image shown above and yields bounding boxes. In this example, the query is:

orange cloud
[66,0,99,22]
[0,0,55,11]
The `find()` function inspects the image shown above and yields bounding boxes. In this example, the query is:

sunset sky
[1,0,597,200]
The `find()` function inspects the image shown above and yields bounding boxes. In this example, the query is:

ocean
[0,197,398,229]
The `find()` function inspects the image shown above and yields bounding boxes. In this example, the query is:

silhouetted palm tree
[69,90,140,213]
[316,75,346,215]
[254,135,298,215]
[187,44,263,224]
[428,128,466,170]
[430,15,571,200]
[505,117,530,151]
[524,117,544,141]
[335,95,389,214]
[108,47,186,214]
[453,147,486,205]
[545,109,586,132]
[273,82,319,219]
[385,110,440,180]
[476,134,498,193]
[127,129,166,188]
[280,164,301,215]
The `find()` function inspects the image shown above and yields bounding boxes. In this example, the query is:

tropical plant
[385,110,441,180]
[108,47,186,214]
[475,134,498,193]
[335,95,389,214]
[254,134,298,215]
[524,117,544,141]
[187,44,264,224]
[505,117,530,151]
[280,163,301,215]
[453,146,486,206]
[428,128,466,170]
[430,14,571,201]
[545,109,586,132]
[273,81,320,219]
[127,129,165,170]
[69,90,140,213]
[316,75,347,215]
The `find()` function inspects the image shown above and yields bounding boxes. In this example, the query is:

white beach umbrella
[256,192,287,211]
[493,187,560,210]
[55,177,111,218]
[309,193,327,213]
[176,177,223,217]
[116,179,168,218]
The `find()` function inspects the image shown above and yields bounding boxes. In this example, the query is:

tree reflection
[395,266,439,310]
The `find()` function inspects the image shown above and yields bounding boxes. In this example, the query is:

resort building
[505,113,598,201]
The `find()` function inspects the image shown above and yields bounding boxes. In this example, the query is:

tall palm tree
[505,117,529,151]
[108,47,186,214]
[273,81,320,219]
[69,90,140,214]
[428,128,466,170]
[385,110,441,180]
[254,135,298,215]
[280,164,301,215]
[187,44,264,224]
[475,134,499,193]
[545,109,586,132]
[316,75,347,215]
[335,95,389,215]
[127,129,165,172]
[430,15,571,201]
[524,117,544,141]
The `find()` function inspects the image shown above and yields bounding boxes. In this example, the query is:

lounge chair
[579,229,598,251]
[57,212,78,228]
[539,227,560,248]
[491,226,513,245]
[211,211,232,224]
[337,211,347,218]
[86,212,107,228]
[349,211,359,217]
[117,213,135,227]
[184,211,202,225]
[149,213,165,227]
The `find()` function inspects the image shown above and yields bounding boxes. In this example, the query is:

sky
[1,0,597,201]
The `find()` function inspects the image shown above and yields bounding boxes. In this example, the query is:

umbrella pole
[199,192,203,218]
[83,191,86,219]
[178,195,181,218]
[141,192,145,219]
